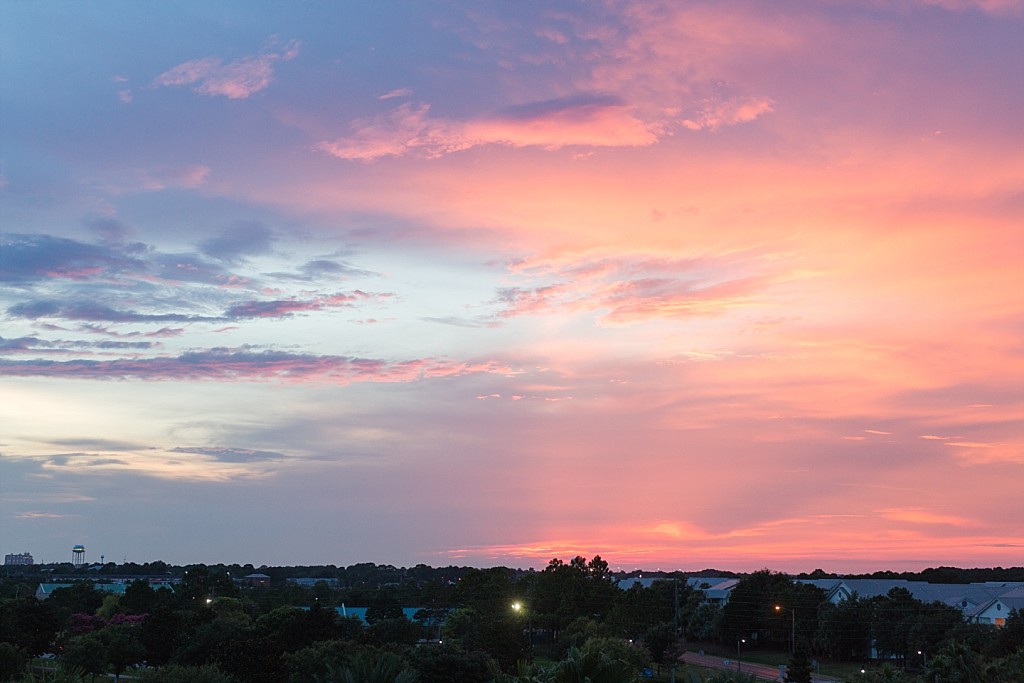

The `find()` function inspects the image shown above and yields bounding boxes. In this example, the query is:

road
[680,651,837,682]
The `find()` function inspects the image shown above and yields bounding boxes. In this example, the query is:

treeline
[1,560,1023,683]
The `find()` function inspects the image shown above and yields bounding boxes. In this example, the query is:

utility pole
[671,579,680,683]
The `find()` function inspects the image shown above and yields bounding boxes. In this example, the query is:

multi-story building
[4,552,34,565]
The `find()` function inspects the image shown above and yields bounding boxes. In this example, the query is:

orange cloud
[877,507,973,526]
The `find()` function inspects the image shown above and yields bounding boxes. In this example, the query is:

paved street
[680,651,837,683]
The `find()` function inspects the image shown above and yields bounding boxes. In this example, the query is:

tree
[686,602,722,642]
[139,606,182,665]
[642,622,677,674]
[121,580,158,614]
[331,650,419,683]
[282,639,366,683]
[211,634,286,683]
[101,624,146,681]
[720,569,794,648]
[62,632,108,680]
[0,597,60,655]
[365,617,421,646]
[135,664,236,683]
[923,641,985,683]
[256,604,342,652]
[989,608,1024,658]
[784,643,812,683]
[548,645,638,683]
[0,642,27,683]
[871,588,921,666]
[404,643,493,683]
[816,594,870,660]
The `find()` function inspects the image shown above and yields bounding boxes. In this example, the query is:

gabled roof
[796,578,1024,613]
[333,606,430,624]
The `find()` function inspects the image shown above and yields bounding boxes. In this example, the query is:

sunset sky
[2,1,1022,573]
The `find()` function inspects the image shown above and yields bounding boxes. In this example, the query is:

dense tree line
[1,561,1022,682]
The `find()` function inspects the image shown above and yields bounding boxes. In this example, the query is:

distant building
[288,577,341,589]
[35,581,174,600]
[4,552,34,566]
[242,573,271,588]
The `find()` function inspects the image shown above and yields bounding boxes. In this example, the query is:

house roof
[796,578,1024,615]
[333,606,429,624]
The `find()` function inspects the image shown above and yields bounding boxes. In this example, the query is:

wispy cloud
[681,95,774,131]
[199,221,274,262]
[153,38,300,99]
[947,441,1024,465]
[492,251,781,324]
[877,507,973,527]
[170,446,288,463]
[15,511,80,520]
[0,347,508,383]
[317,94,668,161]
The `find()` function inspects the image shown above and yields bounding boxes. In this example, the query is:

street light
[737,638,746,672]
[774,605,795,653]
[512,601,532,658]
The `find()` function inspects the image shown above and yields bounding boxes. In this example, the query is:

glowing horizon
[1,0,1022,572]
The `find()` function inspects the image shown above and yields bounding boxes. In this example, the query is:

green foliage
[101,623,147,678]
[784,643,812,683]
[816,593,871,660]
[548,645,638,683]
[365,617,422,646]
[0,643,27,683]
[209,634,286,683]
[134,663,237,683]
[96,594,122,620]
[530,557,617,638]
[720,569,797,648]
[988,608,1024,658]
[0,598,60,656]
[562,617,615,651]
[330,650,419,683]
[139,606,182,665]
[923,641,986,683]
[841,666,910,683]
[255,604,345,652]
[686,602,722,642]
[61,632,108,677]
[282,639,367,683]
[14,665,88,683]
[984,649,1024,683]
[404,644,493,683]
[641,622,678,669]
[870,589,963,666]
[699,671,762,683]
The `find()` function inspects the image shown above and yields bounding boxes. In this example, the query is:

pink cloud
[917,0,1024,14]
[877,507,972,526]
[681,95,774,131]
[495,251,778,324]
[319,96,668,161]
[0,348,508,384]
[947,441,1024,465]
[97,164,210,195]
[153,39,299,99]
[379,88,412,100]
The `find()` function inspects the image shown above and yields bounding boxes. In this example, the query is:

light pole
[512,601,532,659]
[775,605,795,653]
[737,638,746,672]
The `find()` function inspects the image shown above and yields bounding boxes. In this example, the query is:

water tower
[72,544,86,567]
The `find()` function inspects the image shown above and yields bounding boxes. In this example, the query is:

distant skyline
[2,1,1022,573]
